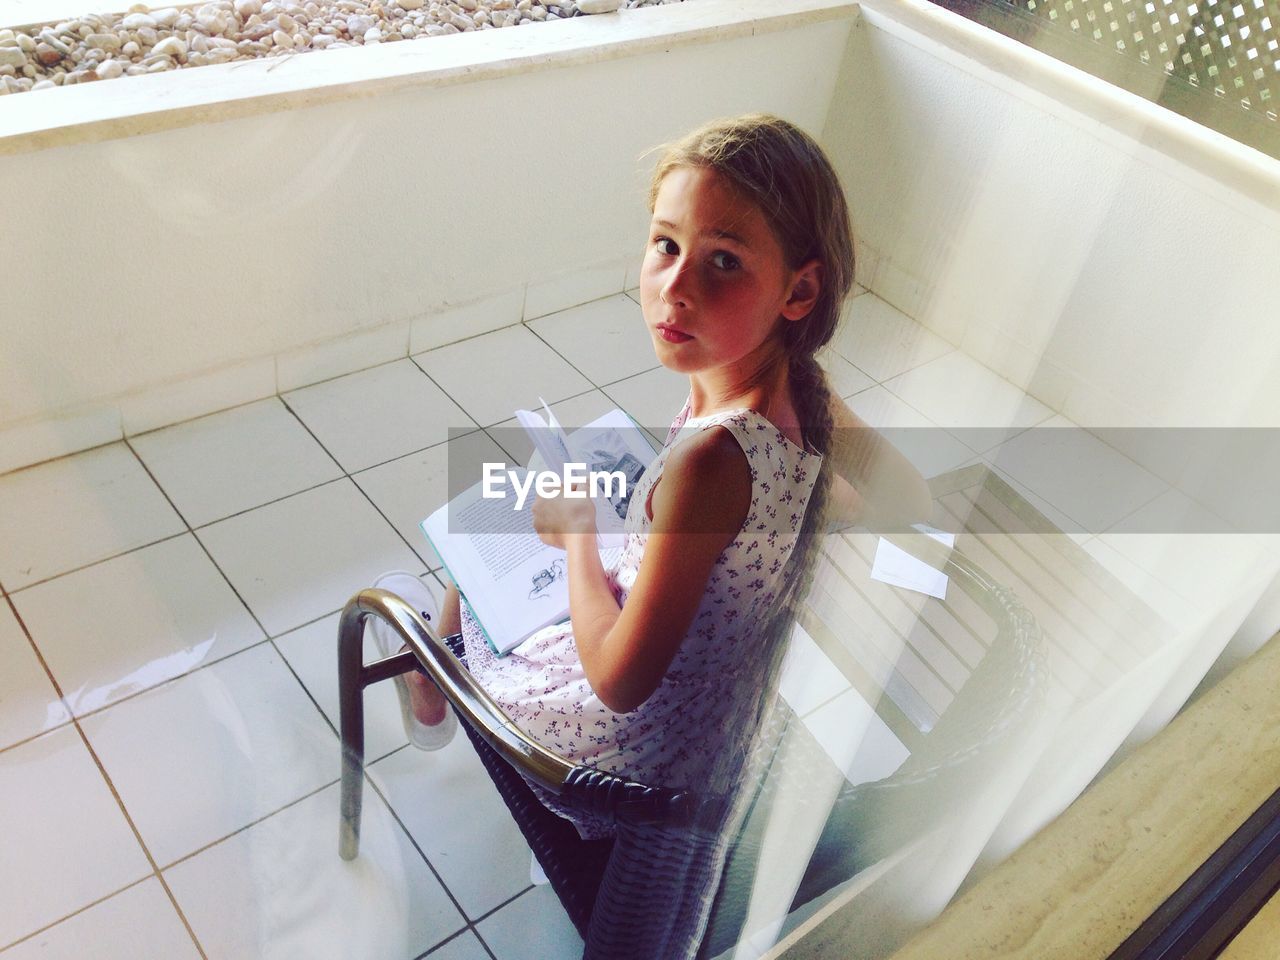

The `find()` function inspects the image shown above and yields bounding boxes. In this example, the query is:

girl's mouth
[657,324,693,343]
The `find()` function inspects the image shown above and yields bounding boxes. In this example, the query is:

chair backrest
[696,541,1048,958]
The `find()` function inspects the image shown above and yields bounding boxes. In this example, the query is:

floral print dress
[460,395,823,838]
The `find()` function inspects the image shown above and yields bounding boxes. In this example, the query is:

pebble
[4,0,686,94]
[152,35,187,56]
[39,29,72,54]
[197,12,230,33]
[35,43,63,66]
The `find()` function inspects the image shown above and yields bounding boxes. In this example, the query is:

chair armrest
[339,588,701,823]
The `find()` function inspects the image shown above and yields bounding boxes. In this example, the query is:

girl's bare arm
[825,394,932,531]
[558,427,751,713]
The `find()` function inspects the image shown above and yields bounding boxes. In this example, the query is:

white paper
[870,524,956,599]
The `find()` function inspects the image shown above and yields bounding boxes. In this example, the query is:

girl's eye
[653,237,677,256]
[712,252,741,271]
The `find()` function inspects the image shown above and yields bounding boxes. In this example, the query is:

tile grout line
[1,591,211,959]
[521,279,630,326]
[413,926,498,960]
[156,778,341,873]
[0,876,154,955]
[4,529,190,596]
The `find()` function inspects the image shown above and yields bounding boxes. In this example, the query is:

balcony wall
[0,0,854,472]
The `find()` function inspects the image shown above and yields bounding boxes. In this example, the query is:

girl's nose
[661,256,695,308]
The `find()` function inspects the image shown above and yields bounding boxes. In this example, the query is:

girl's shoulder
[660,427,747,496]
[649,424,753,536]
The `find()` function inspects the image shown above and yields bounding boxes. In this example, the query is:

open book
[421,401,657,656]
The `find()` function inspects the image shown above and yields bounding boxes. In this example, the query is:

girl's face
[640,166,817,381]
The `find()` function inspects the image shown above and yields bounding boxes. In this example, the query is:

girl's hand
[531,478,598,550]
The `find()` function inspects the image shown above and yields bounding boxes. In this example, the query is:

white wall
[0,9,853,472]
[821,0,1280,430]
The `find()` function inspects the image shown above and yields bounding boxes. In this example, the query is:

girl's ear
[782,259,824,322]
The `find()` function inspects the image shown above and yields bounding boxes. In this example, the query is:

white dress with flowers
[460,395,823,838]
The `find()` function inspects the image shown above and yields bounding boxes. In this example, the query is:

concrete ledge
[0,0,856,156]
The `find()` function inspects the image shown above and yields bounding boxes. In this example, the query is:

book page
[454,494,547,580]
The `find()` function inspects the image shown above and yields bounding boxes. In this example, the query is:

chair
[336,535,1045,960]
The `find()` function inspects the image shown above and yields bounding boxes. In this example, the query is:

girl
[375,113,930,836]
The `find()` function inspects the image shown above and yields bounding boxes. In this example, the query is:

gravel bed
[0,0,686,95]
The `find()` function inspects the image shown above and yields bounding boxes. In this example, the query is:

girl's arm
[535,427,752,713]
[825,394,932,531]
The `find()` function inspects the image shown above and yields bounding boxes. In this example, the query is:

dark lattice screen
[935,0,1280,158]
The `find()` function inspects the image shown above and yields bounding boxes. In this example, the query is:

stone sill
[0,0,856,156]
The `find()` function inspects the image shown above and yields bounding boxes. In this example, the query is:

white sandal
[369,571,459,751]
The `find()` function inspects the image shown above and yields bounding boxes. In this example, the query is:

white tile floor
[0,287,1234,958]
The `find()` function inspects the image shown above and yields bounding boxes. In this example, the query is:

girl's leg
[404,582,461,726]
